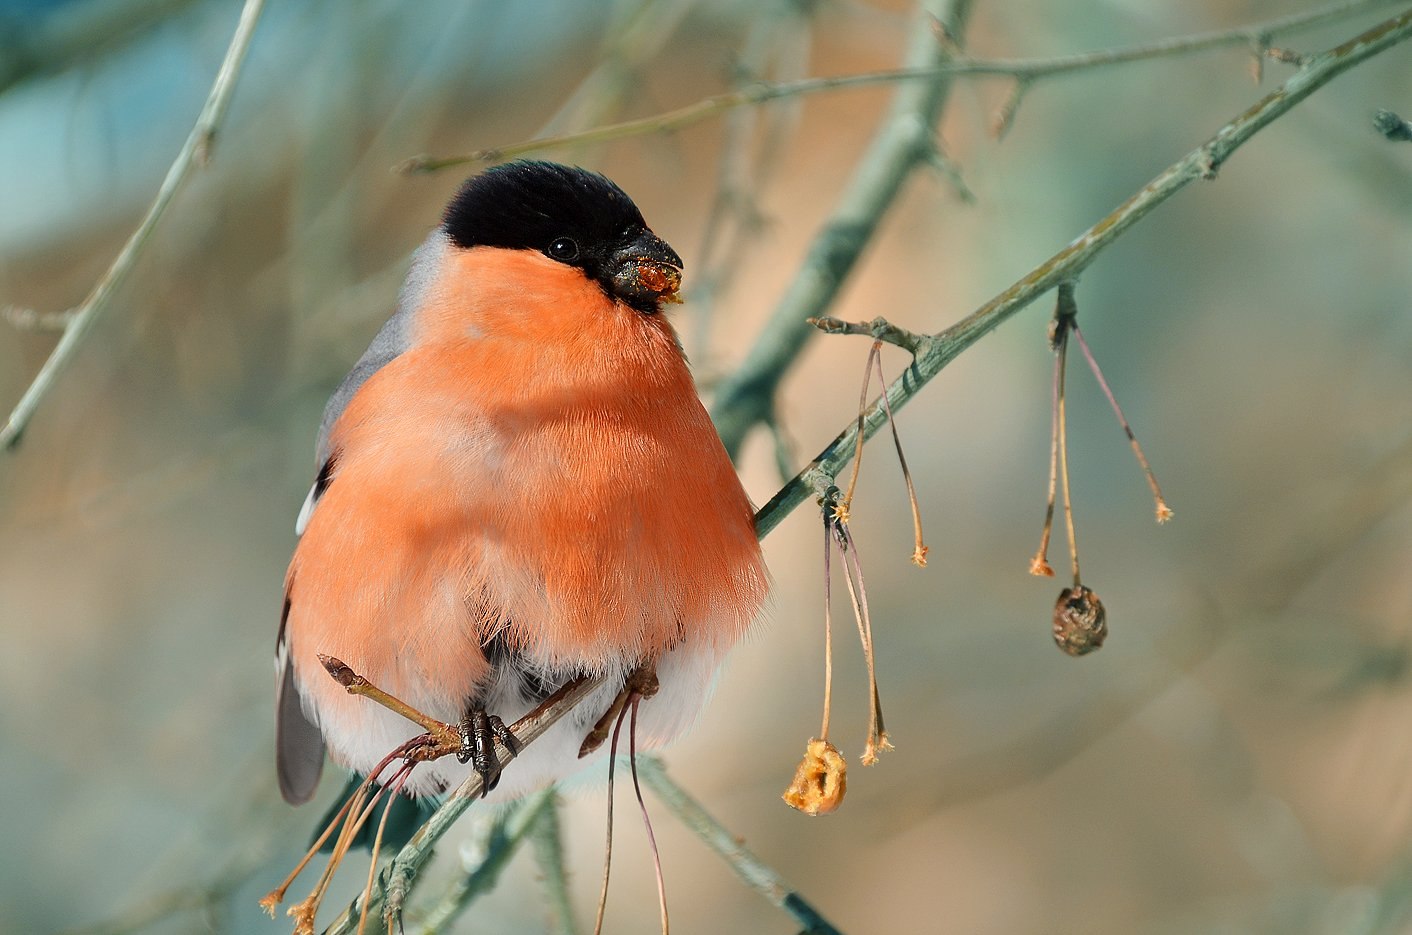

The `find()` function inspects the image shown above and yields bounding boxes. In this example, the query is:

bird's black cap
[441,161,681,312]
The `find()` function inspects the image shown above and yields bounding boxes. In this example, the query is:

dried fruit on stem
[782,738,848,816]
[1052,585,1107,656]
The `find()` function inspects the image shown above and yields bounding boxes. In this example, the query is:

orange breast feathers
[285,246,769,715]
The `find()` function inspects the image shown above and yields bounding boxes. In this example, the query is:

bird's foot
[456,708,521,796]
[577,662,659,758]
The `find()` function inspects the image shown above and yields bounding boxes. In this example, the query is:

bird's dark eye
[547,237,579,262]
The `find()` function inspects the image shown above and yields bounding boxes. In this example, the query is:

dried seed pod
[1053,585,1107,656]
[782,738,847,816]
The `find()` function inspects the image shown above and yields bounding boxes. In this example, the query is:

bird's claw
[456,709,521,796]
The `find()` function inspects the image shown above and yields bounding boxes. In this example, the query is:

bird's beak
[610,230,683,311]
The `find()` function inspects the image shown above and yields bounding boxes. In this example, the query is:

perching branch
[394,0,1395,175]
[0,0,265,450]
[753,6,1412,540]
[320,675,605,935]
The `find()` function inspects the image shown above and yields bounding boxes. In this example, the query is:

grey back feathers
[295,231,447,534]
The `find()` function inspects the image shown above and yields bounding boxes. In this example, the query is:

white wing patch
[295,483,318,536]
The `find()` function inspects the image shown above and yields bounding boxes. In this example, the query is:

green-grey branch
[753,6,1412,540]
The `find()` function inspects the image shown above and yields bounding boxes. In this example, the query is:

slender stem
[841,342,881,511]
[635,756,844,935]
[628,699,670,935]
[821,517,835,741]
[592,704,631,935]
[1054,330,1080,586]
[1070,323,1172,522]
[869,348,928,566]
[319,655,459,747]
[0,0,266,449]
[753,7,1412,541]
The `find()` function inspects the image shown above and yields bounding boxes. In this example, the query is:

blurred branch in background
[397,0,1400,176]
[710,0,975,459]
[0,0,266,450]
[688,1,815,365]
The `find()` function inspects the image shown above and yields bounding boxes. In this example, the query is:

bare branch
[755,7,1412,540]
[710,0,977,459]
[0,0,266,450]
[396,0,1395,175]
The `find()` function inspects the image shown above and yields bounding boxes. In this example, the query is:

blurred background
[2,0,1411,932]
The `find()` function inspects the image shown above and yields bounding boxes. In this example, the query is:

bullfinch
[275,160,770,815]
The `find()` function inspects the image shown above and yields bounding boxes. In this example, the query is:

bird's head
[440,160,683,315]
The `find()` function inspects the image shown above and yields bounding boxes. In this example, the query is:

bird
[275,160,770,817]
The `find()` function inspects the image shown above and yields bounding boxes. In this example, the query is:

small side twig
[807,316,929,355]
[3,305,76,332]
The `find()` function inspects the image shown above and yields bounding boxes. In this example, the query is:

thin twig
[807,316,927,354]
[3,305,76,332]
[753,7,1412,540]
[634,756,844,935]
[396,0,1394,175]
[0,0,266,450]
